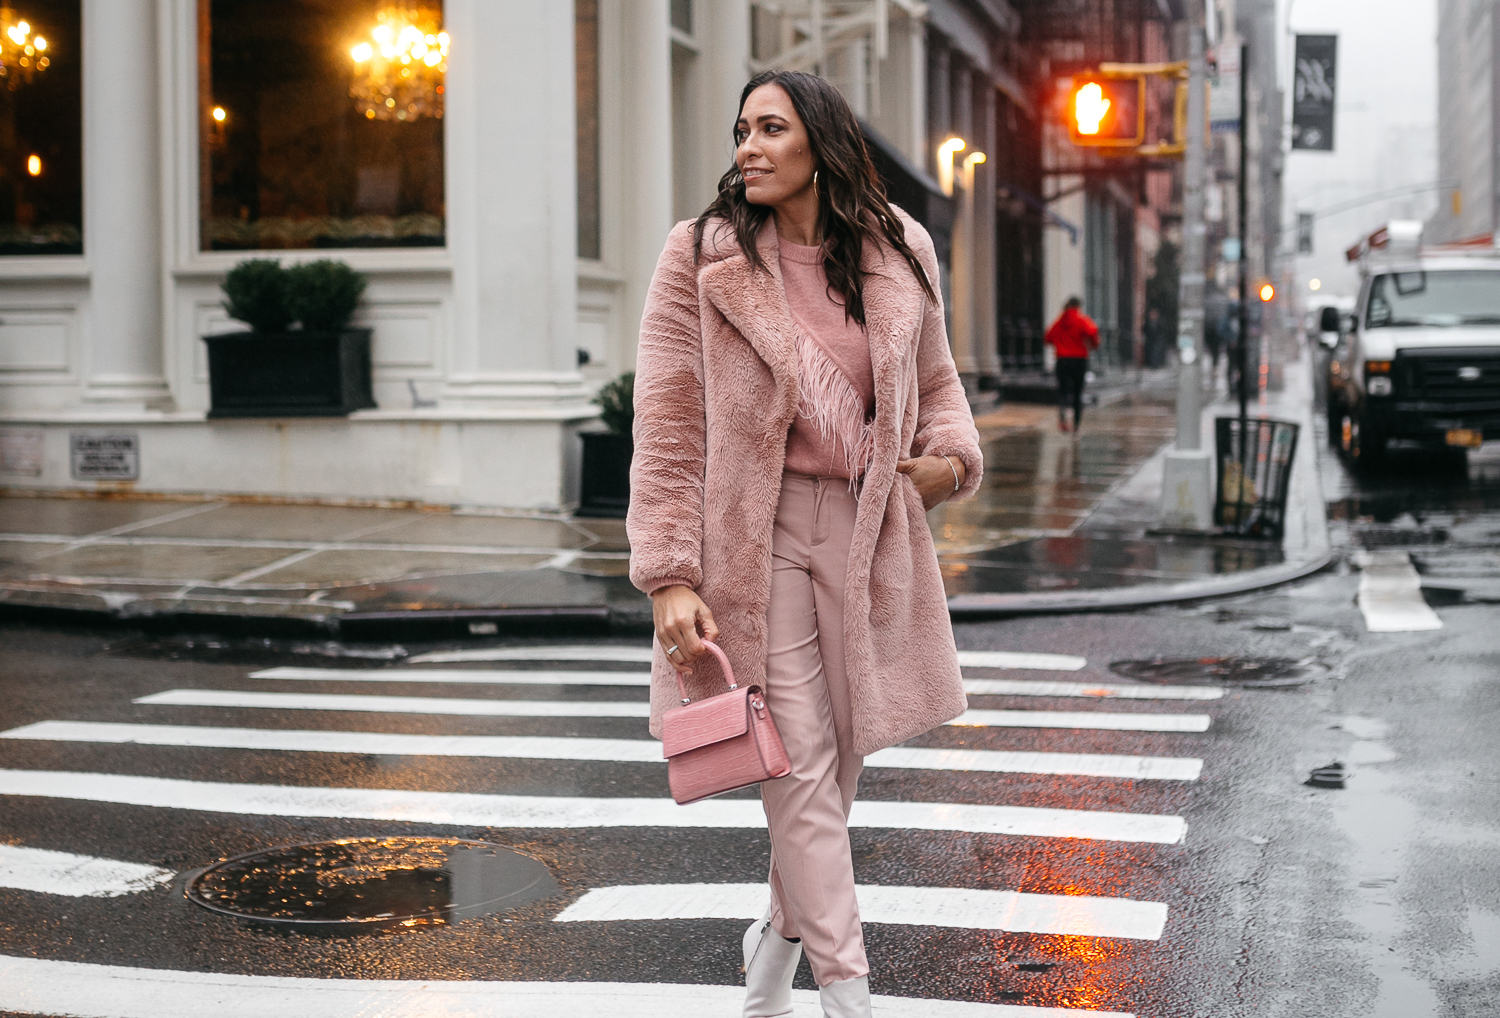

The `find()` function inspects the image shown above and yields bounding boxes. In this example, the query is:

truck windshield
[1366,270,1500,328]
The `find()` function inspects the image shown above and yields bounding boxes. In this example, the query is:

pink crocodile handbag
[661,640,791,805]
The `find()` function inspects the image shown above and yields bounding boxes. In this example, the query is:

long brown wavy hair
[692,70,936,326]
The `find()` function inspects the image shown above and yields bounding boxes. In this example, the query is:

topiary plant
[286,259,368,332]
[222,259,292,333]
[593,371,634,437]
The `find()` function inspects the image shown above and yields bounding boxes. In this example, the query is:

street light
[937,137,965,197]
[1259,282,1275,302]
[1309,278,1321,291]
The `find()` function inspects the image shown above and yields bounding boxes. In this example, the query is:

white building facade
[0,0,997,510]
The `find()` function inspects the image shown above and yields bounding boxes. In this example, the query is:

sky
[1277,0,1439,303]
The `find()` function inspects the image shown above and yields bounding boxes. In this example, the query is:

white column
[442,0,589,410]
[81,0,169,408]
[948,66,976,376]
[619,0,673,366]
[973,81,1000,381]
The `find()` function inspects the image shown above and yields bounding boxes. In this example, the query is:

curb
[946,549,1334,618]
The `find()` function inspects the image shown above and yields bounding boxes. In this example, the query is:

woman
[627,70,982,1018]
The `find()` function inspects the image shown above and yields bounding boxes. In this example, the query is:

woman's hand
[651,585,719,673]
[897,454,965,511]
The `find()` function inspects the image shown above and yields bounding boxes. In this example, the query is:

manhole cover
[1108,656,1325,687]
[187,837,559,929]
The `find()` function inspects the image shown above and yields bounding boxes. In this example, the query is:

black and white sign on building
[1292,35,1337,151]
[70,432,140,481]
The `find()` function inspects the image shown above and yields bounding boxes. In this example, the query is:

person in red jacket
[1045,297,1100,433]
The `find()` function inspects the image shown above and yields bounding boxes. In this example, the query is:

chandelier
[0,5,48,91]
[349,6,448,121]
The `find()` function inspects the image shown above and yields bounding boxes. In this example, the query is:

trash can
[1215,416,1300,540]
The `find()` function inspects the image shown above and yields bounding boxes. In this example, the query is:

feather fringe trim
[794,329,876,484]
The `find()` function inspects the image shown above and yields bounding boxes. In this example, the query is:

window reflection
[200,0,445,251]
[0,0,79,255]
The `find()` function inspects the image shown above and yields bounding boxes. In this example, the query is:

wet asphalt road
[0,441,1497,1017]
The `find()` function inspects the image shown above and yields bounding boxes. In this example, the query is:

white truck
[1329,221,1500,465]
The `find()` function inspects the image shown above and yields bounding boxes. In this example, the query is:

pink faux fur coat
[627,211,983,757]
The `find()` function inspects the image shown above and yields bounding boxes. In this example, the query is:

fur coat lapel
[697,220,799,433]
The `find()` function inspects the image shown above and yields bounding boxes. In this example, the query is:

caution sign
[70,432,139,481]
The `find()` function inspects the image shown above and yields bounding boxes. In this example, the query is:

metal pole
[1237,42,1250,425]
[1173,11,1207,450]
[1157,0,1215,531]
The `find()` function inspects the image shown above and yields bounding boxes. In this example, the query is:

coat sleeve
[627,222,709,594]
[906,223,983,502]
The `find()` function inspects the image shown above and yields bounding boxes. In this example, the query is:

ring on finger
[665,644,679,656]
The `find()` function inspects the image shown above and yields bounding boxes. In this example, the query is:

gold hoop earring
[813,170,820,200]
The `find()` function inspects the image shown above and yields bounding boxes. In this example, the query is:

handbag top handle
[671,639,738,704]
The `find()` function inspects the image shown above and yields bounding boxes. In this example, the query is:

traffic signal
[1258,282,1275,302]
[1068,75,1146,147]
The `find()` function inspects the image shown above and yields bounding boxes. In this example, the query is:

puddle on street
[187,837,559,930]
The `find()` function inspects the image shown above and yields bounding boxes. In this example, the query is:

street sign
[1292,35,1337,151]
[1068,76,1145,147]
[1297,212,1315,254]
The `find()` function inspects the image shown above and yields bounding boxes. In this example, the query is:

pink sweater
[778,239,876,480]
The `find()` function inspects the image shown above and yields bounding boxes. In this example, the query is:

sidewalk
[0,368,1330,639]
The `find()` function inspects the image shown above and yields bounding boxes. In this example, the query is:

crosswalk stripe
[406,646,1088,672]
[251,667,1220,701]
[955,651,1086,671]
[251,667,654,686]
[0,956,1133,1018]
[866,745,1201,781]
[0,770,1186,844]
[409,645,656,664]
[963,679,1222,701]
[555,883,1168,941]
[0,722,1202,781]
[134,689,654,718]
[954,710,1210,733]
[136,690,1210,732]
[0,844,174,898]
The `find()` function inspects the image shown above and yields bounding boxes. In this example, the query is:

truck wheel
[1326,400,1343,447]
[1351,416,1386,470]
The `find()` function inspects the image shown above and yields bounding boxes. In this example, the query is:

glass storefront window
[0,1,80,255]
[200,1,445,251]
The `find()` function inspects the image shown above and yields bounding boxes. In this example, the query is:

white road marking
[251,668,1219,701]
[251,667,654,686]
[951,710,1211,733]
[406,646,1088,673]
[1356,550,1443,632]
[134,689,653,718]
[1,722,1202,781]
[0,770,1186,844]
[963,679,1222,701]
[0,956,1130,1018]
[555,883,1168,941]
[0,844,174,898]
[866,745,1201,781]
[409,645,656,664]
[955,651,1087,671]
[137,690,1208,731]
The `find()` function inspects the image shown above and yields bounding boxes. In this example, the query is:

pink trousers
[761,471,868,986]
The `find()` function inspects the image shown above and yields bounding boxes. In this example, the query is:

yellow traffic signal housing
[1068,74,1146,147]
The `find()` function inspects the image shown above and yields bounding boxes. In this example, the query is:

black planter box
[203,328,376,418]
[579,431,632,518]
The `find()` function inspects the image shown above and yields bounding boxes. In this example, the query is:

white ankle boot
[819,975,872,1017]
[742,915,802,1017]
